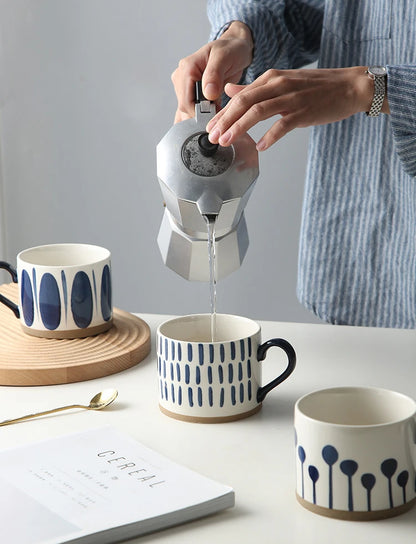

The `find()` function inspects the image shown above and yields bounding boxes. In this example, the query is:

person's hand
[171,21,253,123]
[206,66,390,151]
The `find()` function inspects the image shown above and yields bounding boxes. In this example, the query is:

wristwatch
[366,66,387,117]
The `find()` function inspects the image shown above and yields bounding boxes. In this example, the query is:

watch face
[369,66,387,76]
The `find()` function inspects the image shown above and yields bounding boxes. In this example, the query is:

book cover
[0,426,234,544]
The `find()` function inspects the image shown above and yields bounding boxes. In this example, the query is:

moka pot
[156,83,259,281]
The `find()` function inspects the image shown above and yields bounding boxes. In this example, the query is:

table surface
[2,314,416,543]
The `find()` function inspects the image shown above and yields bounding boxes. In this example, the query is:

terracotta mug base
[296,492,416,521]
[21,319,113,339]
[159,403,262,423]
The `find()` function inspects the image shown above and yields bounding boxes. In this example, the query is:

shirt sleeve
[207,0,324,83]
[386,65,416,178]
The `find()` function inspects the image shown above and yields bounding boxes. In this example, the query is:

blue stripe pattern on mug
[100,264,112,322]
[92,269,98,311]
[61,270,68,325]
[39,273,61,330]
[32,268,38,318]
[21,266,112,331]
[71,271,93,328]
[21,270,34,326]
[158,337,254,410]
[220,344,225,362]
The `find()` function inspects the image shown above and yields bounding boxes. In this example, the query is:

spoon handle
[0,404,87,426]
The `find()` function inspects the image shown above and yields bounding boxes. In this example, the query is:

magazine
[0,426,234,544]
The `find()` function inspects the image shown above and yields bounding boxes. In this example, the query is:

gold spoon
[0,389,118,427]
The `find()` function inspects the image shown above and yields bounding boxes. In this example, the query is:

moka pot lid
[157,101,259,216]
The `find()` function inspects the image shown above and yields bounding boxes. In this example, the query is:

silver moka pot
[156,82,259,281]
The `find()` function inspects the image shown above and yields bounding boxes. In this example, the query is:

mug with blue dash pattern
[0,243,112,338]
[157,313,296,423]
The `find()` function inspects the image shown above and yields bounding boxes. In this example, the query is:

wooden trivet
[0,283,151,386]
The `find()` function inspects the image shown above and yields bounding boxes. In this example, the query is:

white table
[2,314,416,543]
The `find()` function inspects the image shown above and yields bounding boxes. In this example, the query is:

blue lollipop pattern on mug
[361,473,376,511]
[308,466,320,505]
[340,460,358,511]
[297,446,306,499]
[322,445,338,509]
[295,437,414,512]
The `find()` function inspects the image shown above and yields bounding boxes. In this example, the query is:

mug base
[159,403,262,423]
[21,319,113,339]
[296,492,416,521]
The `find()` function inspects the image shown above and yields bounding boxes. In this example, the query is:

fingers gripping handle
[195,80,216,120]
[256,338,296,403]
[195,81,207,103]
[0,261,19,318]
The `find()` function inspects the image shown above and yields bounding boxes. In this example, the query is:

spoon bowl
[88,389,118,410]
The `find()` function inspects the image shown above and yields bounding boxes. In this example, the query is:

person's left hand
[206,66,387,151]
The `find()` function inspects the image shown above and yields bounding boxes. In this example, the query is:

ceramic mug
[294,387,416,520]
[157,313,296,423]
[0,243,112,338]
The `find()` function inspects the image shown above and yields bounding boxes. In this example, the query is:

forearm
[217,21,254,67]
[207,65,390,151]
[207,0,324,83]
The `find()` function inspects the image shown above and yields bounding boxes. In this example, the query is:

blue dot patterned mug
[157,313,296,423]
[295,387,416,520]
[0,243,112,338]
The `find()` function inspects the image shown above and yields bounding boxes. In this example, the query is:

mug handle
[0,261,20,318]
[256,338,296,403]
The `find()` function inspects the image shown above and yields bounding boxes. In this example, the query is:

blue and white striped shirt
[208,0,416,328]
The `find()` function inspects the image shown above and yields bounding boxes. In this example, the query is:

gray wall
[0,0,320,324]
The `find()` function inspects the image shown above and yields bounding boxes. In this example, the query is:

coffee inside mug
[297,387,416,426]
[158,313,259,343]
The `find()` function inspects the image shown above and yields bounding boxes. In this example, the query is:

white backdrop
[0,0,320,324]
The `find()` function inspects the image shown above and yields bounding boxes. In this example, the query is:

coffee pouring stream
[156,82,259,281]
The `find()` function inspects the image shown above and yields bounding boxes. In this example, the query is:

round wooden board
[0,283,151,386]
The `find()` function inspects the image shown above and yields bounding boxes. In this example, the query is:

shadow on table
[135,505,247,543]
[254,390,298,423]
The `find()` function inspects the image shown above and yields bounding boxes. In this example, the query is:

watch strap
[366,68,387,117]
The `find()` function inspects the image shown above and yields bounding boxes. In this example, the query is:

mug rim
[295,386,416,429]
[157,313,260,344]
[17,243,110,268]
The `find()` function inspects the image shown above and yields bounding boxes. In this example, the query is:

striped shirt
[208,0,416,328]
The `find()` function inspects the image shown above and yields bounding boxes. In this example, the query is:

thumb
[201,73,223,101]
[202,50,228,100]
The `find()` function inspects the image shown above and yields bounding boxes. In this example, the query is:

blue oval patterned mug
[157,313,296,423]
[0,243,112,338]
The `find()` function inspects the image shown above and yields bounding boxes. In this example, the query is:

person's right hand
[171,21,254,123]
